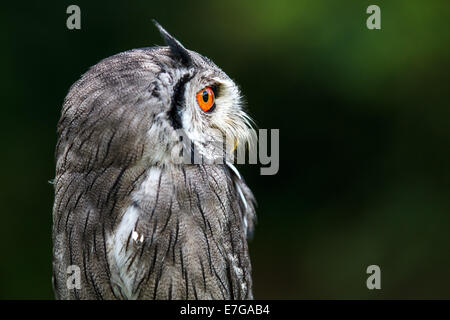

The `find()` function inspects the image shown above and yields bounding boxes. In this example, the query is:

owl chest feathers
[106,164,253,299]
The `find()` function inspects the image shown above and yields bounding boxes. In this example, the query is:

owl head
[56,21,253,173]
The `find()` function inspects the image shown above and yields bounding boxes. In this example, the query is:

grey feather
[53,23,256,300]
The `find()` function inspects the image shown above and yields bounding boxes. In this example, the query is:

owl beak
[231,139,239,152]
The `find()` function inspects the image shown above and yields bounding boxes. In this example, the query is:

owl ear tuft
[153,19,192,66]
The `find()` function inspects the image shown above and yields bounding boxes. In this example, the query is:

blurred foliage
[1,0,449,299]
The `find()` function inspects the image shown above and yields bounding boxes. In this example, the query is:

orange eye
[196,86,215,112]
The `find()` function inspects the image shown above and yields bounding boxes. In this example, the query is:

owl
[52,21,256,300]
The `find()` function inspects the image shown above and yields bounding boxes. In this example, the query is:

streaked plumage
[52,22,256,300]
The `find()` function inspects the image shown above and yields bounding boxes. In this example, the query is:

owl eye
[196,86,215,112]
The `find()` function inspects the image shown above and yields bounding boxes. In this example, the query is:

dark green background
[1,0,449,299]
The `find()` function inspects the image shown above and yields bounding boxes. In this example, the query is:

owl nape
[52,21,256,300]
